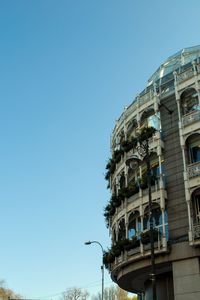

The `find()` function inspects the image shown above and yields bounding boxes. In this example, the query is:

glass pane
[192,146,200,163]
[128,228,136,239]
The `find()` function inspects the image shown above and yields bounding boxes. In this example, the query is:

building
[104,46,200,300]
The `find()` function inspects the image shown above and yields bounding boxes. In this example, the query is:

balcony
[188,162,200,178]
[182,110,200,127]
[191,223,200,246]
[177,67,194,84]
[193,223,200,239]
[107,235,168,272]
[138,90,153,108]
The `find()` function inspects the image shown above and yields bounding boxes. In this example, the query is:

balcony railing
[182,110,200,126]
[139,90,152,107]
[177,67,194,83]
[188,162,200,178]
[193,223,200,240]
[109,236,168,272]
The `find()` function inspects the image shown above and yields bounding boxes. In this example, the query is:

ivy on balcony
[137,126,156,142]
[104,181,141,227]
[103,237,140,269]
[104,203,116,227]
[121,137,138,153]
[105,127,157,184]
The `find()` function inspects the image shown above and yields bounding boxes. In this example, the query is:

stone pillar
[172,258,200,300]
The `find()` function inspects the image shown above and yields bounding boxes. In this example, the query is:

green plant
[105,158,116,175]
[131,236,140,247]
[112,243,122,257]
[121,137,138,153]
[103,250,115,269]
[103,203,116,227]
[113,149,123,164]
[140,229,159,244]
[112,194,122,207]
[127,181,139,196]
[137,126,156,142]
[105,170,110,181]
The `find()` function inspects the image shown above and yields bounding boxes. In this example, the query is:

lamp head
[126,155,141,169]
[84,241,91,245]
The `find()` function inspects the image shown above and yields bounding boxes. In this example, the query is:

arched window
[127,166,135,183]
[139,153,159,189]
[118,218,126,241]
[143,204,168,239]
[112,229,117,244]
[114,130,125,151]
[186,134,200,164]
[180,88,199,115]
[119,172,126,190]
[127,118,138,138]
[128,211,141,239]
[192,189,200,225]
[140,109,160,130]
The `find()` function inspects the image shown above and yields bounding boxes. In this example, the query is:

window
[140,108,154,127]
[119,173,126,190]
[127,118,138,139]
[128,211,141,239]
[192,189,200,224]
[118,218,126,241]
[186,134,200,164]
[140,109,160,130]
[148,112,161,130]
[143,204,168,240]
[181,88,199,115]
[114,130,125,151]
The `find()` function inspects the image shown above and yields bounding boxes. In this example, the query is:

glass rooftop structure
[148,45,200,85]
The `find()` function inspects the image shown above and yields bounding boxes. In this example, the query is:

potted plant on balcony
[121,236,140,251]
[112,194,121,208]
[105,158,116,175]
[140,229,159,244]
[113,149,123,164]
[121,137,138,153]
[103,250,115,269]
[112,242,122,257]
[137,126,156,142]
[127,181,139,197]
[131,236,140,248]
[104,202,116,227]
[120,239,132,251]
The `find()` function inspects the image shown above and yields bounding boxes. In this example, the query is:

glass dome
[148,45,200,85]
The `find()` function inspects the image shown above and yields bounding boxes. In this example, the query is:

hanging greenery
[137,126,156,142]
[121,137,138,153]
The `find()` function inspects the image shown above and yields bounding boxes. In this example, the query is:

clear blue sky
[0,0,200,298]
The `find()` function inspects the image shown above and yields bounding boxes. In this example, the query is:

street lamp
[126,135,157,300]
[84,240,104,300]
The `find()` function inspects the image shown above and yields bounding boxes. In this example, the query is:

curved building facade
[104,46,200,300]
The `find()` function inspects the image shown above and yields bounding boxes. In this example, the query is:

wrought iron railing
[188,162,200,178]
[193,223,200,240]
[182,110,200,126]
[139,90,152,106]
[177,67,194,83]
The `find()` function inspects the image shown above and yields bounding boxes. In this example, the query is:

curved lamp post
[84,241,104,300]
